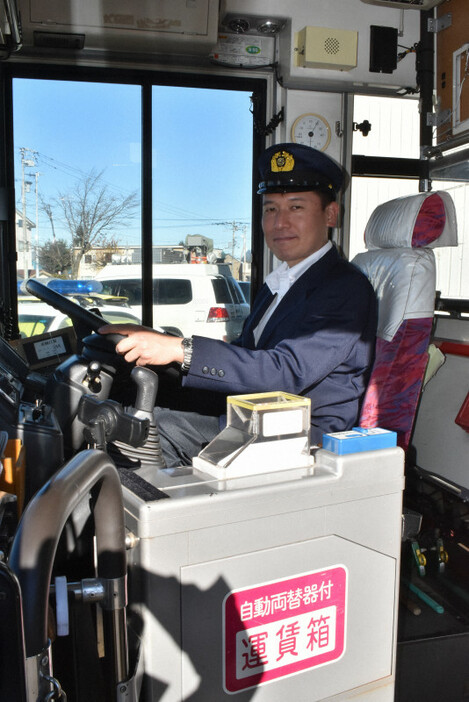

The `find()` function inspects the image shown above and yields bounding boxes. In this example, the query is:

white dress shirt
[253,241,333,346]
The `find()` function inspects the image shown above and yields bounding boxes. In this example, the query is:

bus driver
[99,143,377,468]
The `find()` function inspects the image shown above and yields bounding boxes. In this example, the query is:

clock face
[291,113,331,151]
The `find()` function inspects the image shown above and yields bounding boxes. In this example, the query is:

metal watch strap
[181,337,193,373]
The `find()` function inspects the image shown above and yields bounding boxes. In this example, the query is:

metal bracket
[427,13,452,33]
[67,576,127,610]
[436,537,448,574]
[427,108,451,127]
[116,639,144,702]
[411,540,427,577]
[335,121,343,138]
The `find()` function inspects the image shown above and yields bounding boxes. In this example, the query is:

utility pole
[231,220,238,261]
[241,224,247,281]
[20,147,36,278]
[215,220,249,271]
[34,172,40,276]
[230,220,248,261]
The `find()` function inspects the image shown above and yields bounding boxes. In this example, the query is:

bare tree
[54,169,138,277]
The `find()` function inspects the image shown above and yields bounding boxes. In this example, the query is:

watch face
[291,113,331,151]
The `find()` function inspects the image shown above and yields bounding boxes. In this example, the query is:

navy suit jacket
[183,246,377,443]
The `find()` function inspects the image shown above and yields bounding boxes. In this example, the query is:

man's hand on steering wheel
[99,324,184,367]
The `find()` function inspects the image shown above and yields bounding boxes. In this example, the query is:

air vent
[34,31,85,50]
[360,0,446,9]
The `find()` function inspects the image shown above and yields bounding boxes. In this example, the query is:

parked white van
[95,263,250,341]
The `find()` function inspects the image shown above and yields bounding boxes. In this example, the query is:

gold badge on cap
[271,150,295,173]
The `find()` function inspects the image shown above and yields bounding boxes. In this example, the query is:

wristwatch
[181,337,193,373]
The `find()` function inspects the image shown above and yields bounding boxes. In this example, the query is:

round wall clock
[291,113,332,151]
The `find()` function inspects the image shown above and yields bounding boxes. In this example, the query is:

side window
[239,281,251,304]
[12,76,258,340]
[151,84,254,324]
[154,279,192,305]
[226,277,245,305]
[101,280,142,306]
[18,315,48,338]
[350,95,468,299]
[119,281,142,306]
[430,178,469,299]
[349,95,420,260]
[100,281,119,296]
[211,278,233,304]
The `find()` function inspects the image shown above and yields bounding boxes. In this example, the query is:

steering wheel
[25,279,185,437]
[25,278,179,380]
[25,278,125,348]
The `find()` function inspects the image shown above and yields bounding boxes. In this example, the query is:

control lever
[84,361,102,394]
[132,366,159,414]
[108,366,167,470]
[78,395,150,451]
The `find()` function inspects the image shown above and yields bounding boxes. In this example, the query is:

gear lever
[132,366,159,414]
[108,366,167,470]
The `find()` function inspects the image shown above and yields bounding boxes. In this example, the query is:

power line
[17,147,251,226]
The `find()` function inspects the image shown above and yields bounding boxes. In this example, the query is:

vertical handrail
[9,449,128,693]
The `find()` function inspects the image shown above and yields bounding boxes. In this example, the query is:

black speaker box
[370,25,398,74]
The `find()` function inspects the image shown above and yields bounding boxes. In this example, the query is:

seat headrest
[365,191,458,250]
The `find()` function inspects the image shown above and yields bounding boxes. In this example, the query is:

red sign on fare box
[223,565,347,694]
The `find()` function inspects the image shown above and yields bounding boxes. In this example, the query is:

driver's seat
[352,191,457,451]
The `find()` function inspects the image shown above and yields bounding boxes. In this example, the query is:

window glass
[154,279,192,305]
[100,280,143,306]
[151,85,253,339]
[18,315,51,337]
[431,180,469,299]
[349,178,418,260]
[350,96,421,260]
[13,78,142,341]
[350,176,469,300]
[211,278,233,304]
[13,78,254,344]
[13,79,141,284]
[352,95,420,158]
[226,276,245,305]
[238,281,251,303]
[351,95,469,301]
[351,96,468,300]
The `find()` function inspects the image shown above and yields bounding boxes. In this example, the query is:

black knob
[86,360,102,393]
[87,361,101,378]
[131,366,159,413]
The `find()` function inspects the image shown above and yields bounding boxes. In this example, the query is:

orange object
[0,439,26,516]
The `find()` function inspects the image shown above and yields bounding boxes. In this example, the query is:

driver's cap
[257,143,344,197]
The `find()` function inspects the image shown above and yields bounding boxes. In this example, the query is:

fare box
[223,566,347,694]
[322,427,397,455]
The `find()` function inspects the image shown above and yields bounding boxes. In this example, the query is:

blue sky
[13,78,254,256]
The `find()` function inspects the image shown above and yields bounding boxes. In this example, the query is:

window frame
[0,62,267,339]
